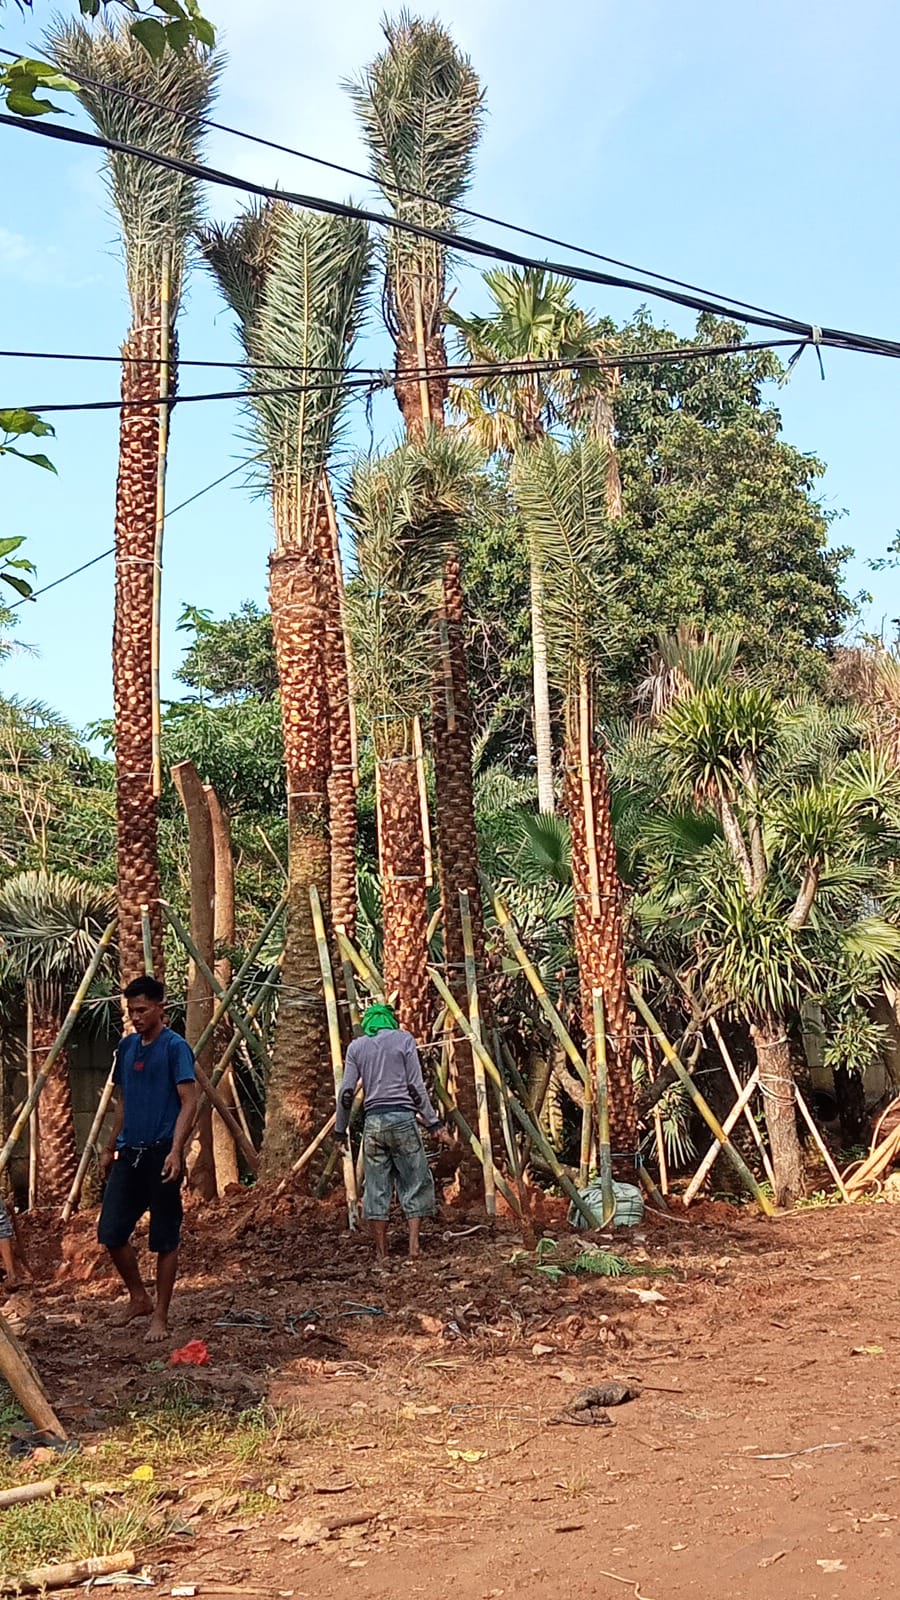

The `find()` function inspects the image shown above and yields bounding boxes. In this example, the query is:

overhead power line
[0,45,796,324]
[3,112,900,365]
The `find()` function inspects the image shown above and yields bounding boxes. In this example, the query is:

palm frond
[0,870,115,991]
[46,20,220,316]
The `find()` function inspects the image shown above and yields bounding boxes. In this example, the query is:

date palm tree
[513,435,636,1151]
[47,22,219,985]
[348,14,488,1151]
[345,432,479,1039]
[199,202,369,1169]
[0,871,115,1207]
[448,266,618,813]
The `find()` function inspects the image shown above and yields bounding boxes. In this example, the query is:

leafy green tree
[175,602,278,703]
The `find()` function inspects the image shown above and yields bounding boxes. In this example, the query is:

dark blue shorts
[98,1142,183,1255]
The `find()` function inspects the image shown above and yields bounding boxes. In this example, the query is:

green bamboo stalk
[498,1037,532,1108]
[191,893,287,1063]
[432,1077,522,1218]
[0,920,117,1180]
[335,925,362,1038]
[140,904,154,977]
[593,990,616,1226]
[492,890,589,1088]
[460,890,496,1217]
[208,954,282,1089]
[629,984,775,1217]
[310,886,359,1229]
[637,1160,668,1213]
[429,966,601,1230]
[580,1001,596,1190]
[336,929,385,1003]
[160,902,271,1077]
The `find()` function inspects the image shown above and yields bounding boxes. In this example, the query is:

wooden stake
[0,1313,65,1437]
[683,1068,760,1205]
[140,903,154,978]
[61,1069,115,1223]
[460,889,495,1216]
[708,1014,775,1187]
[578,667,601,918]
[150,250,170,800]
[794,1083,851,1202]
[492,891,590,1088]
[429,967,600,1228]
[593,990,616,1226]
[1,1552,136,1593]
[310,885,359,1229]
[0,921,116,1180]
[629,985,775,1217]
[412,715,433,887]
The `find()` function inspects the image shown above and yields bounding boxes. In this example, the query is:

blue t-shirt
[113,1026,196,1149]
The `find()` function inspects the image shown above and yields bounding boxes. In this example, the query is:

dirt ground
[7,1187,900,1600]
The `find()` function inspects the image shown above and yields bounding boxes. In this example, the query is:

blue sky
[1,0,898,732]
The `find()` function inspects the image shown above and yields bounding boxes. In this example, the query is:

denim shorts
[97,1142,183,1255]
[362,1110,436,1221]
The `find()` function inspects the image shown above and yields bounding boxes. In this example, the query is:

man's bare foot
[111,1293,154,1327]
[144,1315,170,1344]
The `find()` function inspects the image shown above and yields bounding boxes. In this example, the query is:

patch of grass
[0,1493,157,1579]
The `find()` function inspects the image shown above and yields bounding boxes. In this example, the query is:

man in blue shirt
[98,976,197,1343]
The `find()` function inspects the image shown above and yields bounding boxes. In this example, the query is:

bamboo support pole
[191,1061,258,1174]
[140,903,154,977]
[578,668,601,917]
[413,716,433,887]
[150,252,170,800]
[336,929,385,1002]
[637,1159,669,1212]
[460,890,495,1216]
[0,1313,65,1437]
[579,1047,594,1189]
[708,1014,775,1187]
[61,1070,115,1223]
[492,891,590,1087]
[275,1113,336,1196]
[433,1078,522,1218]
[335,926,363,1037]
[25,986,36,1212]
[1,1552,136,1594]
[425,905,443,946]
[795,1083,851,1202]
[492,1030,521,1176]
[191,893,287,1063]
[499,1036,532,1108]
[653,1108,668,1195]
[683,1068,760,1205]
[0,1479,57,1509]
[429,967,600,1228]
[593,991,616,1226]
[0,921,116,1181]
[629,985,775,1216]
[310,886,359,1229]
[207,953,282,1090]
[160,903,270,1076]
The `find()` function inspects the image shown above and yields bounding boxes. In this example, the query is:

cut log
[0,1314,65,1438]
[0,1551,135,1592]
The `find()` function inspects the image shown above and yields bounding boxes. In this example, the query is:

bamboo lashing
[0,920,116,1180]
[629,985,775,1216]
[459,890,496,1216]
[429,967,601,1228]
[310,886,359,1229]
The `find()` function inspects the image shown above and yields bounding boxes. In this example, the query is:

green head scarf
[360,1002,399,1037]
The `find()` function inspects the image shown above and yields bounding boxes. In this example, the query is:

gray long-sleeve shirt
[335,1029,440,1137]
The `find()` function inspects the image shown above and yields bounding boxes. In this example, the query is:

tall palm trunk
[377,723,431,1041]
[113,323,170,983]
[530,556,554,813]
[262,542,332,1172]
[564,700,635,1154]
[317,483,357,938]
[752,1016,802,1207]
[33,989,77,1208]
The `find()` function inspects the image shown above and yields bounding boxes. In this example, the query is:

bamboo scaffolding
[708,1014,775,1187]
[637,1159,669,1213]
[0,921,116,1181]
[310,886,359,1229]
[683,1068,760,1205]
[795,1083,851,1201]
[492,890,590,1087]
[191,1061,258,1174]
[140,903,154,978]
[592,990,616,1225]
[429,967,600,1229]
[425,905,443,946]
[629,985,775,1216]
[336,929,385,1002]
[275,1113,337,1196]
[499,1036,532,1108]
[160,903,271,1076]
[432,1078,522,1217]
[579,1026,595,1189]
[323,477,359,788]
[460,890,495,1216]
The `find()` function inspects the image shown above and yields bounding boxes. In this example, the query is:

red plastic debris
[170,1339,210,1367]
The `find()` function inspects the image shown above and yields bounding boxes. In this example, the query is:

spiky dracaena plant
[199,202,370,1170]
[0,872,115,1207]
[513,435,637,1153]
[348,15,490,1166]
[46,22,219,986]
[345,431,480,1038]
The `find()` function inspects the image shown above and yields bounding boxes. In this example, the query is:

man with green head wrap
[334,1004,452,1262]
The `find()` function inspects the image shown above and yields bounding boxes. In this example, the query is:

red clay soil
[9,1188,900,1600]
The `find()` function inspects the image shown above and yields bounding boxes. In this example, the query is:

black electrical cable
[4,112,900,362]
[0,44,797,324]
